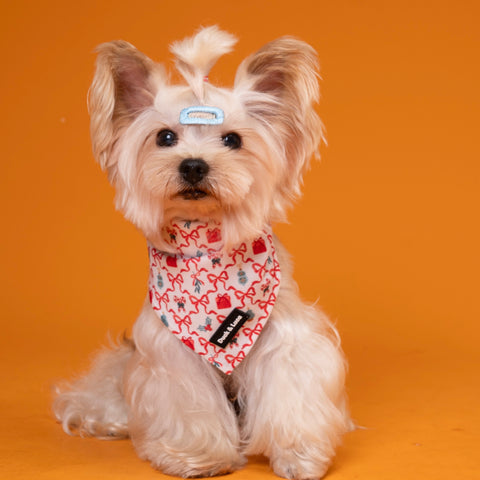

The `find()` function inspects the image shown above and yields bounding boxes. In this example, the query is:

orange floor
[1,330,478,479]
[1,1,479,479]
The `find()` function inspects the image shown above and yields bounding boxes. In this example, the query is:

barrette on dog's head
[179,106,224,125]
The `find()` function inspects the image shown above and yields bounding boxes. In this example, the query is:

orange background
[1,1,479,478]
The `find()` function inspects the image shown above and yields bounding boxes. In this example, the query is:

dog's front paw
[135,437,246,478]
[270,447,330,480]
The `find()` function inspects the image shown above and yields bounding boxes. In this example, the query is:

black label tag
[209,309,251,348]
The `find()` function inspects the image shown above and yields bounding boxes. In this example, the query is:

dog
[53,26,352,479]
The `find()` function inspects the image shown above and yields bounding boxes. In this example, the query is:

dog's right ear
[233,37,323,206]
[88,41,164,175]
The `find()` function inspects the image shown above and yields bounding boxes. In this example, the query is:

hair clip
[179,106,224,125]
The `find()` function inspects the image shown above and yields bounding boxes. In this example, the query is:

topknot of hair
[170,26,237,102]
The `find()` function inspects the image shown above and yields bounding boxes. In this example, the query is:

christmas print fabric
[148,220,281,374]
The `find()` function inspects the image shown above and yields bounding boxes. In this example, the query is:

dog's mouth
[177,187,211,200]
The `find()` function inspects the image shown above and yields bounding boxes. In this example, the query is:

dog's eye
[156,129,178,147]
[222,132,242,150]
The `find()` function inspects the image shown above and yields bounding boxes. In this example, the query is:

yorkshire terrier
[54,26,352,479]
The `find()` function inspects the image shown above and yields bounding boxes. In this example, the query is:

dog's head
[89,26,323,249]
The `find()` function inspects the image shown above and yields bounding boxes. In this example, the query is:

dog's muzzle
[178,158,210,200]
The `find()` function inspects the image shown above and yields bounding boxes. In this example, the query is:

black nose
[179,158,210,185]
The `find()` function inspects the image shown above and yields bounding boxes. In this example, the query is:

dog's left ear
[88,41,165,178]
[234,37,323,199]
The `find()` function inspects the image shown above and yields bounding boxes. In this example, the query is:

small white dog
[54,26,352,479]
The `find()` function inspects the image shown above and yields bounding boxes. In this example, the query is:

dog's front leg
[124,304,244,478]
[235,296,351,480]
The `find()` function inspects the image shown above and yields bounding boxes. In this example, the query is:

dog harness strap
[148,221,281,374]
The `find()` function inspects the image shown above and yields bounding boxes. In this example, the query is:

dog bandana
[148,220,281,374]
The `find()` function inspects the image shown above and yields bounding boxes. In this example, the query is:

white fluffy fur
[53,27,352,479]
[170,25,237,102]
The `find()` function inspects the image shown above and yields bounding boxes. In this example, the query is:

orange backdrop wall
[1,1,479,479]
